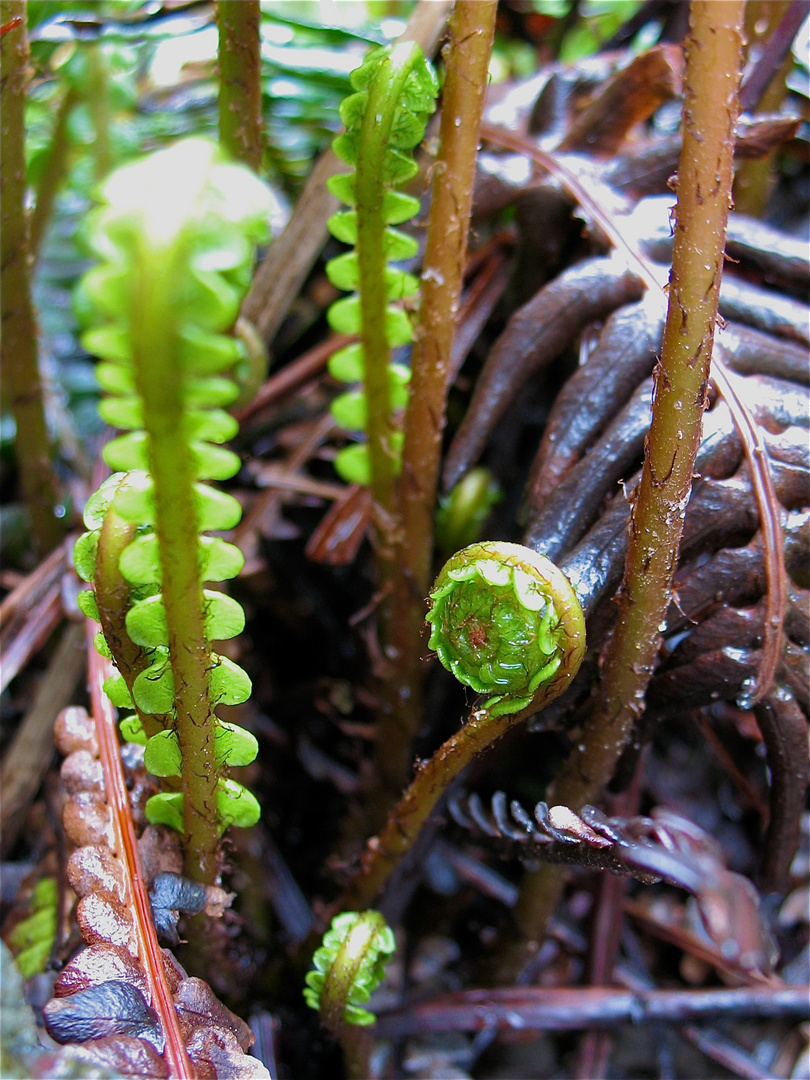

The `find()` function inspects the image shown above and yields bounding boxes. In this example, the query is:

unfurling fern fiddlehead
[304,910,396,1033]
[324,42,438,501]
[73,139,270,884]
[426,541,586,717]
[342,541,586,910]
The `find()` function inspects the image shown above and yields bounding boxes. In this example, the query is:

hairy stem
[479,125,785,707]
[342,549,585,911]
[506,0,746,966]
[371,0,498,807]
[0,1,61,559]
[216,0,263,172]
[131,240,221,885]
[342,680,580,914]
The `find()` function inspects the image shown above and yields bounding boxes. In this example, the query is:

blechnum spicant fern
[73,139,271,885]
[304,910,396,1033]
[324,42,438,499]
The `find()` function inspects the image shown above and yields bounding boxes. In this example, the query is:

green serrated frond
[324,43,437,489]
[73,139,267,865]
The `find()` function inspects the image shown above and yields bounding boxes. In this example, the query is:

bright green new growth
[435,467,503,554]
[73,139,271,875]
[6,877,58,980]
[426,542,587,717]
[304,910,396,1032]
[325,42,438,487]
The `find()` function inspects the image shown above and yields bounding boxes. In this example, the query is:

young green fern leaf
[426,542,587,717]
[73,139,270,881]
[435,467,503,554]
[304,910,396,1032]
[5,877,58,980]
[325,42,438,488]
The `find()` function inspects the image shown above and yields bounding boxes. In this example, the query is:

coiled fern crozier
[73,139,270,884]
[426,542,586,717]
[324,42,438,498]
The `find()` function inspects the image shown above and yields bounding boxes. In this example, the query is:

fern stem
[86,43,113,180]
[216,0,264,172]
[373,0,498,803]
[336,43,432,812]
[131,242,221,885]
[503,0,746,974]
[401,0,497,596]
[0,0,62,559]
[343,544,585,910]
[553,0,745,831]
[343,686,576,913]
[94,489,167,743]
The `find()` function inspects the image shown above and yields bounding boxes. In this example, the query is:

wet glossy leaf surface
[43,981,162,1048]
[4,7,808,1078]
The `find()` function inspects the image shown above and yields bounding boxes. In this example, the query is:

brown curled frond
[449,791,776,976]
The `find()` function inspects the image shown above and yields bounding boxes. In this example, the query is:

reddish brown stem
[216,0,264,172]
[370,0,499,808]
[504,0,748,972]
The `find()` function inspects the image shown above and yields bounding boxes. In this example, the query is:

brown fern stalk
[0,0,62,559]
[371,0,498,807]
[216,0,264,172]
[509,0,747,961]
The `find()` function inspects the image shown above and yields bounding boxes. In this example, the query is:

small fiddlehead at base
[304,910,396,1033]
[426,541,586,717]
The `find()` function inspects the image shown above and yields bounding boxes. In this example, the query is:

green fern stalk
[74,139,269,884]
[325,42,437,509]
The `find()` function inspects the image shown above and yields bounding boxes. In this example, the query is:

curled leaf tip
[426,541,586,717]
[304,910,396,1033]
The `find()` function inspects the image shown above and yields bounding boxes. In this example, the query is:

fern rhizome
[73,139,270,885]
